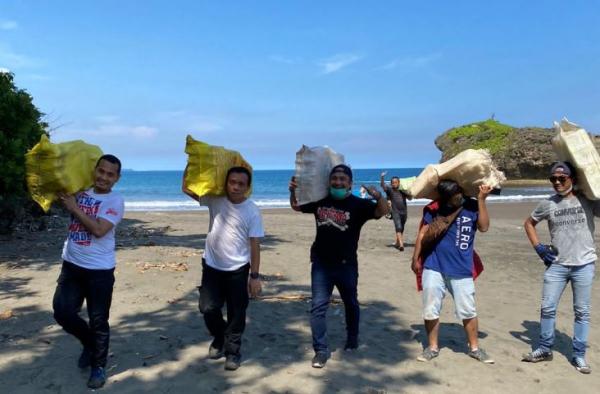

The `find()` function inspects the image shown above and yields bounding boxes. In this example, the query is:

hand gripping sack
[294,145,345,205]
[408,149,505,200]
[25,135,103,212]
[183,135,253,197]
[552,118,600,200]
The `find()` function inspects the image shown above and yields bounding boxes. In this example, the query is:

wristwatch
[250,272,260,280]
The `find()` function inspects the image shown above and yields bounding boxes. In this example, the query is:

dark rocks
[434,119,600,179]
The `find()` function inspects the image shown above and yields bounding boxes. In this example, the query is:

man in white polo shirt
[52,154,124,389]
[183,166,264,371]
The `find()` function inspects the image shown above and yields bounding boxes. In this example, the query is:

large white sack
[408,149,506,200]
[294,145,345,205]
[552,118,600,200]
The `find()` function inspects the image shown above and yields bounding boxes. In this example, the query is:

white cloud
[97,124,158,138]
[60,123,159,140]
[0,44,39,69]
[318,53,363,74]
[379,52,442,71]
[0,20,18,30]
[0,67,10,73]
[156,110,224,133]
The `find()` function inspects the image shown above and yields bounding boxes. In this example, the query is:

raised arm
[182,164,200,202]
[288,176,302,212]
[59,193,114,238]
[362,184,390,219]
[476,185,491,232]
[380,171,387,189]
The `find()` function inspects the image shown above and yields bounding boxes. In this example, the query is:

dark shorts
[391,211,407,232]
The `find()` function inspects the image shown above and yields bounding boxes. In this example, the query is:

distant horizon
[3,1,598,171]
[121,166,427,172]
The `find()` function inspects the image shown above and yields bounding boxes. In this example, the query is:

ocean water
[115,169,554,211]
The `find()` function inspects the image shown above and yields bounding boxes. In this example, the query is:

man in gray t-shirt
[380,172,409,251]
[522,161,600,374]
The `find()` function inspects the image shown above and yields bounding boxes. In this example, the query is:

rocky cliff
[434,119,600,179]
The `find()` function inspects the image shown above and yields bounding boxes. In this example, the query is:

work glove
[534,244,558,267]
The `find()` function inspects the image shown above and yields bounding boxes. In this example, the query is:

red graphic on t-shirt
[106,208,119,216]
[68,193,101,246]
[316,207,350,231]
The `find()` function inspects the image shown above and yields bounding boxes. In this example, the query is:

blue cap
[550,161,573,177]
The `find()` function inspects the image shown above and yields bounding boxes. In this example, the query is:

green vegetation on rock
[445,119,515,155]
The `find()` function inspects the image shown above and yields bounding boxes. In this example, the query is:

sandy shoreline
[1,202,599,393]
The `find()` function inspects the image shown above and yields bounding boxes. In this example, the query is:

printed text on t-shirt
[68,194,101,246]
[455,215,473,250]
[316,207,350,231]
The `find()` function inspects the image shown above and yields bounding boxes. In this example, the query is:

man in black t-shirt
[289,164,389,368]
[380,172,409,251]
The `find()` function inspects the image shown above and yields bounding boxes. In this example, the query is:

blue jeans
[311,261,359,353]
[538,262,595,358]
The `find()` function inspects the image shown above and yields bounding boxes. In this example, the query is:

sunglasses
[549,176,570,184]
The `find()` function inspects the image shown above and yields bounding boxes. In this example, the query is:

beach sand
[1,202,599,393]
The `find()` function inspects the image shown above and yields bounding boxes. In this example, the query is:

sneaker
[468,348,494,364]
[208,340,224,360]
[522,348,553,363]
[416,347,439,362]
[78,347,92,369]
[399,246,405,252]
[571,357,592,374]
[344,336,359,351]
[312,351,329,368]
[224,354,241,371]
[87,367,106,389]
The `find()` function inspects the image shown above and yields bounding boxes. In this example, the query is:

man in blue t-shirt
[411,180,493,364]
[289,164,389,368]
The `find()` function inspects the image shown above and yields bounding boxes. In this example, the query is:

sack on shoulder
[420,208,462,254]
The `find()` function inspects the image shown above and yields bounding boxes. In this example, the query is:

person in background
[53,154,124,389]
[183,166,264,371]
[380,171,409,251]
[289,164,389,368]
[522,161,599,374]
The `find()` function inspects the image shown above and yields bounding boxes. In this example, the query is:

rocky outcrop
[435,120,600,179]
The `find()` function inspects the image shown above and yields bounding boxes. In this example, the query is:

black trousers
[52,261,115,368]
[198,260,249,356]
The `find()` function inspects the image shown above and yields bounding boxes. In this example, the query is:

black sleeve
[359,198,378,223]
[300,201,319,214]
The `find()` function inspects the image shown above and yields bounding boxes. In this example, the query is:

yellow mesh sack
[25,135,103,212]
[184,135,252,197]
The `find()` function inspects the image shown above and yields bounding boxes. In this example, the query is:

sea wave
[125,200,204,211]
[124,194,552,211]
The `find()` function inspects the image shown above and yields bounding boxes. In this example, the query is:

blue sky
[2,1,599,170]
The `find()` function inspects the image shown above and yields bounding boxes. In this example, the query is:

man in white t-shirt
[52,154,124,389]
[183,166,264,371]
